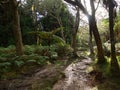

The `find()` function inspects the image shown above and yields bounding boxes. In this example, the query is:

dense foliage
[0,1,120,88]
[0,0,74,46]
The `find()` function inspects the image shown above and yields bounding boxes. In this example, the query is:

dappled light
[0,0,120,90]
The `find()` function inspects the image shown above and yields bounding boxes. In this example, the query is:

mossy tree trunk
[88,15,105,64]
[109,0,120,75]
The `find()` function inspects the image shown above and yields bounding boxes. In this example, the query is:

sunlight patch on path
[53,57,94,90]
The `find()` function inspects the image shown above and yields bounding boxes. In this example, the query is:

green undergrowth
[93,56,120,76]
[91,56,120,90]
[94,74,120,90]
[0,44,73,80]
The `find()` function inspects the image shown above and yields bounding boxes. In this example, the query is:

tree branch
[90,0,95,15]
[64,0,89,16]
[95,0,100,12]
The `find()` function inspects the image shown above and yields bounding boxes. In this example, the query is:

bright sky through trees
[19,0,120,24]
[63,0,120,22]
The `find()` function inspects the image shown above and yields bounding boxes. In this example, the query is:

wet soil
[53,57,94,90]
[0,57,95,90]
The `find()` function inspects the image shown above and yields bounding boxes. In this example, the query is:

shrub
[34,46,50,56]
[23,45,35,55]
[55,43,73,57]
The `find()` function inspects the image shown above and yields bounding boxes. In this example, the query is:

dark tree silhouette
[108,0,120,75]
[64,0,106,63]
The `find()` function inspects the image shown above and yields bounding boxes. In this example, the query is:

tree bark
[89,0,106,63]
[71,7,80,53]
[89,15,105,63]
[109,0,120,75]
[88,23,94,55]
[11,0,23,56]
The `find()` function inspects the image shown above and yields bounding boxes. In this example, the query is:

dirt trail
[0,57,94,90]
[0,65,63,90]
[53,57,93,90]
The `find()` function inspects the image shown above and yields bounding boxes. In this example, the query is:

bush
[0,44,73,79]
[23,45,35,55]
[34,46,50,55]
[54,43,73,57]
[0,45,16,58]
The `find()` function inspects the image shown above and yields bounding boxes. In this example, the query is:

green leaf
[0,62,11,67]
[14,60,24,67]
[52,35,65,44]
[26,59,36,63]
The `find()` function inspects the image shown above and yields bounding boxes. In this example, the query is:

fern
[24,45,35,55]
[52,35,65,44]
[36,56,49,65]
[26,59,36,63]
[14,60,24,67]
[0,62,11,67]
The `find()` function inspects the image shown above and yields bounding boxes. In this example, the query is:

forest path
[53,57,94,90]
[0,57,95,90]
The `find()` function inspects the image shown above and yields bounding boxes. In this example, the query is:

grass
[91,56,120,90]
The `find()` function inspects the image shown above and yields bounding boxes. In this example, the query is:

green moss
[91,57,120,90]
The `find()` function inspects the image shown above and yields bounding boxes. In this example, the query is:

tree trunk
[64,0,106,63]
[109,0,120,75]
[71,7,80,53]
[89,15,105,63]
[11,0,23,56]
[89,0,106,64]
[71,33,76,51]
[88,27,94,55]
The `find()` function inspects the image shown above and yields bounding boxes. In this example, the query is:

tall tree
[103,0,120,76]
[71,6,80,54]
[64,0,106,63]
[10,0,23,56]
[108,0,120,75]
